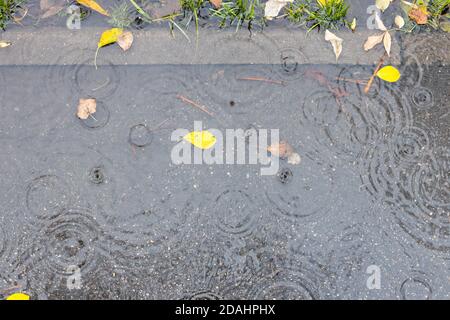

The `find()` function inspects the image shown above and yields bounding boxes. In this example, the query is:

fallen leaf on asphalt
[364,33,385,51]
[40,0,65,19]
[383,31,391,56]
[395,15,405,28]
[6,293,30,300]
[267,141,294,159]
[350,18,357,32]
[324,30,343,62]
[98,28,123,48]
[95,28,123,68]
[0,41,12,48]
[210,0,222,9]
[117,31,134,51]
[408,7,428,24]
[375,13,387,31]
[376,65,401,82]
[76,0,109,16]
[264,0,293,20]
[77,98,97,119]
[183,131,217,149]
[376,0,392,12]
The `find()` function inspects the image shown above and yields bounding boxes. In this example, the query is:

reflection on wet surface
[0,35,449,299]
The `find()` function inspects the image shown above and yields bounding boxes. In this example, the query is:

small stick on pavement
[335,77,369,84]
[177,95,214,116]
[237,77,285,85]
[150,118,171,132]
[364,53,387,94]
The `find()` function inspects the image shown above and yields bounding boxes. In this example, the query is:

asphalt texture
[0,0,449,300]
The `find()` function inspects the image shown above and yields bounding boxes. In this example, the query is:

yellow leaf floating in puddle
[95,28,123,69]
[76,0,109,16]
[183,131,217,150]
[6,293,30,300]
[376,66,401,83]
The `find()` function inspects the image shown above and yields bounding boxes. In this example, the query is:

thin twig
[237,77,285,85]
[0,285,21,294]
[92,78,110,91]
[150,118,171,132]
[364,53,387,94]
[335,77,369,84]
[176,95,214,116]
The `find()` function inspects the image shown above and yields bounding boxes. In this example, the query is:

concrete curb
[0,26,407,66]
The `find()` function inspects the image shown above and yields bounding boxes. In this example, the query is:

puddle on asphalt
[0,34,449,300]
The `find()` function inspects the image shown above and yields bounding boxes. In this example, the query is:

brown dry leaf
[210,0,222,9]
[374,13,387,31]
[77,98,97,119]
[324,30,343,62]
[264,0,293,20]
[409,8,428,24]
[117,31,134,51]
[363,33,385,51]
[267,141,294,159]
[383,31,391,56]
[40,0,65,19]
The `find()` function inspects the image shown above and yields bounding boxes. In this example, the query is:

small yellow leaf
[350,18,357,32]
[6,293,30,300]
[376,66,401,83]
[183,131,217,149]
[98,28,123,48]
[76,0,109,16]
[94,28,123,69]
[0,41,12,48]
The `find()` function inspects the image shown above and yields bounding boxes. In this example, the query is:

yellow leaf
[183,131,217,150]
[350,18,357,31]
[76,0,109,16]
[94,28,123,69]
[98,28,123,48]
[6,293,30,300]
[317,0,341,6]
[0,41,12,48]
[376,66,401,83]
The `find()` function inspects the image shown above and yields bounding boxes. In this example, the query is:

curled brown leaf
[77,98,97,119]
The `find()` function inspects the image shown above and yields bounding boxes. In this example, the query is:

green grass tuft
[0,0,26,30]
[287,0,349,31]
[211,0,265,32]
